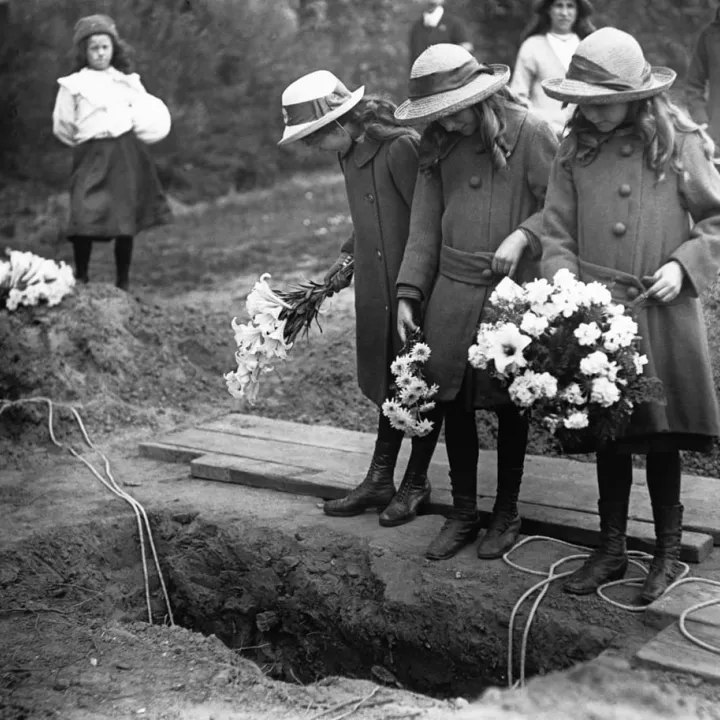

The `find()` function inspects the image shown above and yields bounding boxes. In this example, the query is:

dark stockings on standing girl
[70,235,134,290]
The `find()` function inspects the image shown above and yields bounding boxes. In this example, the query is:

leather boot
[425,500,482,561]
[564,500,629,595]
[641,504,683,604]
[477,468,522,559]
[323,441,398,517]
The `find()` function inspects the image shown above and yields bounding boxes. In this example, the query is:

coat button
[626,287,640,300]
[619,184,631,197]
[612,222,627,236]
[481,268,493,278]
[365,193,374,203]
[469,175,482,188]
[376,249,382,259]
[619,144,633,157]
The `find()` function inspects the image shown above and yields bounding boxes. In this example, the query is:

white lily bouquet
[467,271,664,451]
[0,249,75,311]
[382,329,439,437]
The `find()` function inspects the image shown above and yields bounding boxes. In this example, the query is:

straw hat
[278,71,364,147]
[73,14,119,46]
[394,44,510,124]
[542,27,675,105]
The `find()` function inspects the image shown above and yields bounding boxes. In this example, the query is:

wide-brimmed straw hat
[542,27,675,105]
[395,44,510,124]
[278,71,364,147]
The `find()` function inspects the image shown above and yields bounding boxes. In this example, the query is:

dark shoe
[116,277,130,291]
[477,508,521,559]
[76,273,89,284]
[379,470,431,527]
[564,500,629,595]
[641,504,683,604]
[425,511,482,561]
[323,441,398,517]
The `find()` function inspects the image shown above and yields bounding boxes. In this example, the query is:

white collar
[423,6,444,27]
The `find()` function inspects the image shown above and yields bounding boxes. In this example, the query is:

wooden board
[139,412,720,545]
[635,621,720,683]
[644,582,720,630]
[189,453,712,563]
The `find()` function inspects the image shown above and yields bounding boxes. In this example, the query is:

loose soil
[3,172,720,719]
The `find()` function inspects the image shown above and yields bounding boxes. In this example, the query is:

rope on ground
[0,397,175,626]
[503,535,720,688]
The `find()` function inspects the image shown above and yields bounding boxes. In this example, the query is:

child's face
[302,122,353,153]
[86,33,114,70]
[579,102,630,132]
[438,108,477,136]
[549,0,577,35]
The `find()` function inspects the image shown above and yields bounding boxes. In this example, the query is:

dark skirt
[67,132,170,240]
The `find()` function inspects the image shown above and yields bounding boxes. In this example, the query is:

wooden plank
[635,621,720,683]
[138,441,205,464]
[189,453,711,563]
[644,583,720,630]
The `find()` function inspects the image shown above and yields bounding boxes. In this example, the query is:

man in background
[686,4,720,148]
[408,0,473,71]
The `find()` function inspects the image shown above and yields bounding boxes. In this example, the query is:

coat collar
[350,135,383,167]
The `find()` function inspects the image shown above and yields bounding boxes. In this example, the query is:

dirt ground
[3,174,720,719]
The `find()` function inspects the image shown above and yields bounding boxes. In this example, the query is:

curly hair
[560,93,716,180]
[72,36,135,73]
[338,95,420,143]
[520,0,596,43]
[418,86,526,174]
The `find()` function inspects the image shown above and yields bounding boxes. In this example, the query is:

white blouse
[52,66,171,147]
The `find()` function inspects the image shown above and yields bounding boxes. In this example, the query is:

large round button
[365,193,375,203]
[481,268,493,278]
[619,184,631,197]
[620,144,633,157]
[626,287,640,300]
[376,249,382,259]
[469,175,482,188]
[612,222,627,236]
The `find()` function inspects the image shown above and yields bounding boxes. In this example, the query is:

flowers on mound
[0,249,75,311]
[382,330,438,437]
[467,271,664,449]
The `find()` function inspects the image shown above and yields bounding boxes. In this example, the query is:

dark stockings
[646,450,682,507]
[71,236,93,282]
[70,235,134,290]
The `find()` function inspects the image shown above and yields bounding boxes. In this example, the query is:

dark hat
[73,14,119,46]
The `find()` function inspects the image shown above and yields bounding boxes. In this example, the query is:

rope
[0,397,175,626]
[503,535,720,688]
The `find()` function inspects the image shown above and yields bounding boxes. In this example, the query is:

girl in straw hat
[278,70,443,527]
[541,27,720,602]
[52,14,171,291]
[394,44,558,561]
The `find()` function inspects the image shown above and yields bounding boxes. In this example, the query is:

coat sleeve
[52,85,77,147]
[340,231,355,255]
[686,31,710,127]
[510,40,536,105]
[129,76,172,144]
[396,168,443,301]
[540,144,580,280]
[387,135,419,209]
[517,117,559,258]
[671,131,720,295]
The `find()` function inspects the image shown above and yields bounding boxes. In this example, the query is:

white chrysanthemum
[580,350,611,376]
[590,376,621,407]
[409,342,431,363]
[603,314,638,352]
[542,414,562,433]
[524,278,553,307]
[414,418,435,437]
[579,282,613,307]
[561,383,586,406]
[564,411,590,429]
[520,312,548,338]
[468,343,489,369]
[490,276,525,305]
[574,322,602,346]
[508,370,556,407]
[632,353,649,374]
[391,355,414,376]
[385,405,415,432]
[552,268,579,290]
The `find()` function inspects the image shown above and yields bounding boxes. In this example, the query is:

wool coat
[397,102,558,407]
[339,132,419,407]
[686,10,720,147]
[542,130,720,445]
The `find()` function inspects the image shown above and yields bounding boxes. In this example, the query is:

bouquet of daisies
[382,329,439,438]
[0,249,75,311]
[467,270,664,451]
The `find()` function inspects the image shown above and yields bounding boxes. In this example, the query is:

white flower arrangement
[467,271,664,450]
[0,249,75,311]
[382,330,439,437]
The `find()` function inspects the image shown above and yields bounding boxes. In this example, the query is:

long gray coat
[339,132,419,406]
[542,130,720,443]
[397,102,558,407]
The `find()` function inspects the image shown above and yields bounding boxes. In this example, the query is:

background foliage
[0,0,717,202]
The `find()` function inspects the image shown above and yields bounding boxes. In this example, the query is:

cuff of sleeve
[520,228,542,260]
[397,284,423,302]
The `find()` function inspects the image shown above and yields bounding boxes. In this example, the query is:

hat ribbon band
[408,59,494,100]
[566,54,653,91]
[283,88,351,127]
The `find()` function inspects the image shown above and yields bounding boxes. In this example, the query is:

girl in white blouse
[52,14,171,290]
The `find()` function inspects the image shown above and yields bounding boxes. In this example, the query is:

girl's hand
[397,298,419,344]
[492,229,528,278]
[647,260,684,303]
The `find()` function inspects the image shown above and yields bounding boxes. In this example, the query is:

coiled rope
[504,535,720,687]
[0,397,174,626]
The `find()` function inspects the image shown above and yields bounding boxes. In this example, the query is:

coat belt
[439,245,498,286]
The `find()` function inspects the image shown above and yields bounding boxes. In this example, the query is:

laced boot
[323,441,398,517]
[641,504,684,604]
[425,491,481,560]
[477,468,523,559]
[564,500,629,595]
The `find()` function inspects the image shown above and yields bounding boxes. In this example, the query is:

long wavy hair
[338,95,420,143]
[72,35,135,73]
[560,92,716,180]
[520,0,596,43]
[419,86,526,175]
